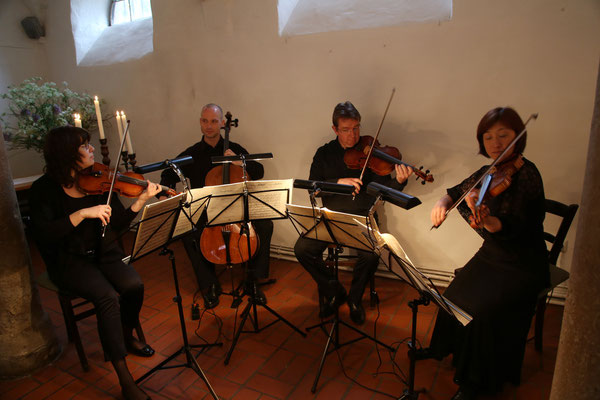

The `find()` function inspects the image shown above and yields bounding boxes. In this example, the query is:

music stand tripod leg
[224,300,253,365]
[136,248,221,399]
[311,315,339,393]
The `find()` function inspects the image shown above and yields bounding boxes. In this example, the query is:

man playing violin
[29,126,162,400]
[424,107,548,400]
[160,103,273,310]
[294,101,413,325]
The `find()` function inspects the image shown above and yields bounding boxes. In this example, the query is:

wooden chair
[36,265,146,371]
[534,199,578,351]
[452,198,578,352]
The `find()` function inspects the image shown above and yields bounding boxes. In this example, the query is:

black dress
[428,157,549,394]
[29,174,144,361]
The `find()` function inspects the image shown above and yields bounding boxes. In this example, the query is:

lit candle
[115,111,124,147]
[93,96,105,139]
[73,113,82,128]
[121,111,134,154]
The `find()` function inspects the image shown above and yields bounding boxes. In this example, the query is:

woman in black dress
[30,126,162,400]
[428,107,549,400]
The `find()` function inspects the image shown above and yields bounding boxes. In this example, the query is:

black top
[448,157,549,285]
[160,136,264,190]
[308,138,406,216]
[29,174,137,285]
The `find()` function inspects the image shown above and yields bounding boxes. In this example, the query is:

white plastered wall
[2,0,599,279]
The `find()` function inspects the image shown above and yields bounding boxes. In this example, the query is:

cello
[199,112,259,265]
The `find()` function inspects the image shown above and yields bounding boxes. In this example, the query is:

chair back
[543,199,579,265]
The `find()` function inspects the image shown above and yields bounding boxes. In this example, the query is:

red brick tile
[259,348,296,378]
[232,387,262,400]
[245,373,295,398]
[46,379,89,399]
[19,244,563,400]
[3,377,40,399]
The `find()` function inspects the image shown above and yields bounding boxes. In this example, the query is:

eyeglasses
[80,142,91,150]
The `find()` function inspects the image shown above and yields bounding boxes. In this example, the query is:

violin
[77,162,176,198]
[344,88,433,190]
[468,153,524,229]
[432,112,538,230]
[344,135,434,184]
[199,112,259,265]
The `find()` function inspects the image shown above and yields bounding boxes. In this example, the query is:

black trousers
[59,250,144,361]
[294,236,379,304]
[182,219,274,290]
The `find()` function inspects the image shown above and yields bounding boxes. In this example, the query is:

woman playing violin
[29,126,161,400]
[425,107,549,400]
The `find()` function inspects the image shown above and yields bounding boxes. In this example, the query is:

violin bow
[101,119,131,237]
[357,87,396,184]
[431,113,538,230]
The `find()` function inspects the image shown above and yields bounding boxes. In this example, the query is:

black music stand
[203,177,307,365]
[128,194,221,399]
[286,202,394,393]
[367,212,472,399]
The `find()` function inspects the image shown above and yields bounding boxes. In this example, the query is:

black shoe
[203,283,222,309]
[450,385,477,400]
[244,281,267,305]
[347,300,365,325]
[320,286,347,318]
[127,343,155,357]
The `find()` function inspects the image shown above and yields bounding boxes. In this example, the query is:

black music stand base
[306,311,394,393]
[398,295,430,400]
[305,246,394,393]
[135,249,222,399]
[224,285,307,365]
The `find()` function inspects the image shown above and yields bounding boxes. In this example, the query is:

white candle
[115,111,124,147]
[121,111,134,154]
[73,113,82,128]
[93,96,105,139]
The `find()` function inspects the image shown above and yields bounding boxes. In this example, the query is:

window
[110,0,152,26]
[71,0,154,66]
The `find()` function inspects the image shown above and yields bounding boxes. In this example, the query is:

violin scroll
[415,166,434,185]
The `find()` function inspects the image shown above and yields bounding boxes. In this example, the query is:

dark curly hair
[476,107,526,158]
[43,126,90,187]
[332,101,361,127]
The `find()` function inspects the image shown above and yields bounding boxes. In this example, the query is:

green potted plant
[1,77,103,153]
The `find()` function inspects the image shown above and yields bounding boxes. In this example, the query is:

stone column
[550,62,600,399]
[0,133,60,379]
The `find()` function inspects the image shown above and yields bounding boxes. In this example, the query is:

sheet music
[206,182,245,225]
[286,204,324,238]
[172,187,211,238]
[207,180,292,225]
[247,179,293,219]
[132,194,183,258]
[379,233,472,326]
[319,208,375,251]
[285,204,375,252]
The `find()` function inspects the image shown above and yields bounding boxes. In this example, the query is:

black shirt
[160,136,264,189]
[309,138,406,216]
[29,174,137,285]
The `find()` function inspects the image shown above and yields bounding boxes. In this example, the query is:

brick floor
[0,235,563,399]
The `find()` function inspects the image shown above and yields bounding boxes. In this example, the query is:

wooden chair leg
[535,295,547,352]
[57,295,76,343]
[59,294,90,371]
